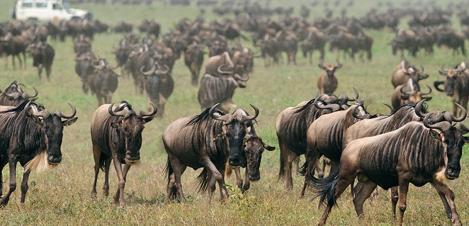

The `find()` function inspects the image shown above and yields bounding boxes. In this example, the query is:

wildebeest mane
[185,107,227,192]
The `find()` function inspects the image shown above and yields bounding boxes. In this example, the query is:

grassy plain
[0,0,468,225]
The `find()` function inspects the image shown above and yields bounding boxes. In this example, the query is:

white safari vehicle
[13,0,91,21]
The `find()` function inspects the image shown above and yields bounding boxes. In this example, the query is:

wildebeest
[310,115,468,226]
[90,101,157,207]
[184,43,205,86]
[302,97,373,197]
[276,95,346,190]
[140,61,173,117]
[0,100,77,206]
[0,32,30,69]
[225,121,275,192]
[162,104,259,202]
[391,60,428,88]
[317,62,342,95]
[391,81,432,110]
[27,41,55,80]
[198,52,249,112]
[75,51,97,93]
[435,63,469,117]
[0,81,38,106]
[87,58,119,105]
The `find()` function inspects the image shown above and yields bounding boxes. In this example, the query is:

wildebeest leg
[91,144,102,198]
[233,166,243,190]
[397,179,409,226]
[201,156,227,201]
[318,177,353,226]
[433,185,452,220]
[170,156,186,202]
[352,181,376,218]
[20,170,31,203]
[114,164,131,204]
[300,151,321,198]
[432,181,461,225]
[38,65,43,80]
[46,65,52,81]
[391,186,399,219]
[284,148,296,191]
[0,161,17,207]
[22,51,27,69]
[242,168,250,192]
[111,156,125,207]
[103,158,111,196]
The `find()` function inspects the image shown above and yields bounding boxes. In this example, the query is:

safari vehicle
[13,0,91,21]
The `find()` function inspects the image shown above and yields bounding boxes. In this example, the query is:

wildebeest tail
[278,144,287,180]
[197,168,211,193]
[307,165,340,208]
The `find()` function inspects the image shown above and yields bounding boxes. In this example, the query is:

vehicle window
[35,2,48,8]
[52,3,63,10]
[21,3,33,8]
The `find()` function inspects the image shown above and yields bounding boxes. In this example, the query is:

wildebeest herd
[2,0,469,225]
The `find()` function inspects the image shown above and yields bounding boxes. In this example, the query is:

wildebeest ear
[264,145,276,151]
[464,136,469,143]
[141,116,155,123]
[63,117,78,127]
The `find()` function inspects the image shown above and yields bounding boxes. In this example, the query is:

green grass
[0,0,469,225]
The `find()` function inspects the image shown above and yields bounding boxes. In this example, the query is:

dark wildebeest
[434,63,469,117]
[198,52,249,112]
[140,61,173,117]
[225,124,275,192]
[0,100,77,206]
[0,81,38,106]
[162,104,259,202]
[391,60,428,88]
[276,95,347,191]
[27,41,55,80]
[311,115,468,226]
[75,51,96,94]
[302,98,373,197]
[317,62,342,95]
[90,101,157,207]
[184,43,205,86]
[87,59,119,105]
[0,32,29,69]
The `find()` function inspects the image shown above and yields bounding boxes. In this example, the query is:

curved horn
[421,85,432,96]
[415,100,429,118]
[243,104,260,121]
[451,103,467,122]
[209,103,230,122]
[423,118,452,132]
[108,103,127,117]
[140,103,158,117]
[233,73,249,82]
[24,87,38,99]
[434,81,445,92]
[154,64,169,75]
[58,103,77,119]
[400,86,413,96]
[140,64,156,76]
[217,64,233,75]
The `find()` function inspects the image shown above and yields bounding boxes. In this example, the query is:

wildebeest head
[400,61,429,82]
[318,62,342,77]
[0,81,38,105]
[423,108,468,180]
[209,104,259,167]
[29,103,78,165]
[399,82,432,105]
[108,102,157,163]
[244,134,275,181]
[436,65,464,96]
